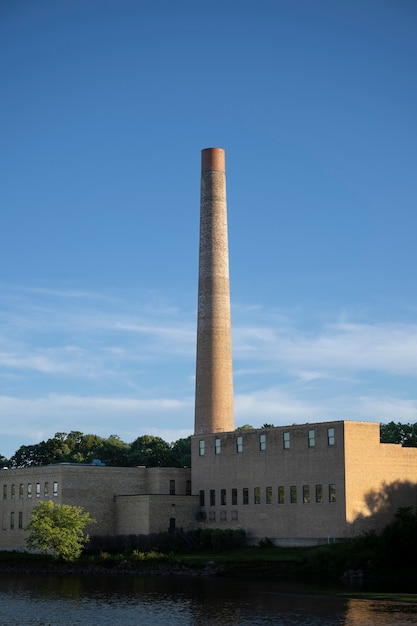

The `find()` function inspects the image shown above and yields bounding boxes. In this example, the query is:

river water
[0,573,416,625]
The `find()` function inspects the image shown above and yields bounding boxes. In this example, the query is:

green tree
[94,435,130,466]
[0,454,9,467]
[380,422,417,447]
[26,501,95,561]
[170,436,191,467]
[128,435,172,467]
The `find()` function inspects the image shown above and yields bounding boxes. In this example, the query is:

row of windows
[199,428,335,456]
[169,480,192,496]
[199,484,336,507]
[8,511,24,530]
[3,482,58,500]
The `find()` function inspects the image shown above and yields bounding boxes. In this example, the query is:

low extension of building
[0,464,197,550]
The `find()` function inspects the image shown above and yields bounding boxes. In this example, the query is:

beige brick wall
[191,421,417,544]
[344,421,417,535]
[115,494,199,535]
[191,422,347,544]
[0,465,193,550]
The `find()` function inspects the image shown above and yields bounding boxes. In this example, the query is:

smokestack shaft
[194,148,235,435]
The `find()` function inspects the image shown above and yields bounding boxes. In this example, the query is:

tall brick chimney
[194,148,235,435]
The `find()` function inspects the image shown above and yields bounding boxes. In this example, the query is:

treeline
[1,432,191,469]
[1,421,416,469]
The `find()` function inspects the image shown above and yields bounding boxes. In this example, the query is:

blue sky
[1,0,417,459]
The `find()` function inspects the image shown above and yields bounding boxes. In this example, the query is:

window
[278,486,285,504]
[18,512,23,529]
[44,482,49,498]
[231,510,238,521]
[19,484,24,498]
[2,485,6,500]
[316,484,323,503]
[199,490,205,507]
[303,485,310,503]
[259,434,266,451]
[209,511,216,521]
[36,483,40,498]
[308,429,315,448]
[236,436,243,453]
[221,489,226,505]
[11,484,16,499]
[199,440,205,456]
[220,510,227,521]
[254,487,260,505]
[329,484,336,503]
[242,488,249,505]
[232,488,238,506]
[10,512,14,530]
[27,483,32,498]
[327,427,335,446]
[210,489,215,506]
[169,480,176,495]
[53,482,58,497]
[186,480,191,495]
[266,486,272,504]
[290,485,297,504]
[215,438,221,455]
[283,431,290,449]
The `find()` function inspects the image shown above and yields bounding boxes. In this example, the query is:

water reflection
[0,574,416,626]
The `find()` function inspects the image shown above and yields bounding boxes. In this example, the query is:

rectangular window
[259,434,266,451]
[19,484,24,498]
[329,484,336,503]
[210,489,215,506]
[209,511,216,521]
[308,429,315,448]
[199,440,205,456]
[27,483,32,498]
[278,486,285,504]
[221,489,226,505]
[2,485,6,499]
[215,438,221,455]
[266,486,272,504]
[316,484,323,503]
[18,512,23,529]
[169,480,176,495]
[231,510,238,521]
[220,510,227,521]
[328,427,335,446]
[290,485,297,504]
[236,436,243,453]
[44,482,49,498]
[199,490,205,507]
[186,480,191,495]
[232,488,238,506]
[242,488,249,505]
[254,487,260,505]
[10,512,14,530]
[11,484,16,499]
[53,482,58,497]
[283,431,290,449]
[303,485,310,503]
[36,483,40,498]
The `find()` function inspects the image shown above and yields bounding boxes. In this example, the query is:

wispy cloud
[1,284,417,457]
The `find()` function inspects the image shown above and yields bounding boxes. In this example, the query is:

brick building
[1,148,416,549]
